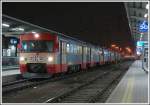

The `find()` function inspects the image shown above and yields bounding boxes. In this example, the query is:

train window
[84,47,87,55]
[70,44,73,53]
[61,42,63,53]
[77,45,80,54]
[78,46,80,54]
[75,45,78,54]
[99,49,102,55]
[86,47,88,54]
[93,48,95,54]
[96,49,98,55]
[65,43,67,53]
[104,50,108,55]
[21,40,53,52]
[62,42,66,54]
[62,42,64,53]
[73,45,77,54]
[77,45,79,54]
[79,46,82,54]
[66,43,70,53]
[76,45,78,54]
[87,48,90,54]
[94,48,96,54]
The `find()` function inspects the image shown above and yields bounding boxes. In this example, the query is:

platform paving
[106,60,148,103]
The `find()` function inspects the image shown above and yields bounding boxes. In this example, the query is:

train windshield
[21,40,54,52]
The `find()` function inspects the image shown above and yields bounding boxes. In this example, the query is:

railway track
[2,79,32,87]
[45,64,130,103]
[3,79,47,94]
[2,64,111,95]
[2,74,76,94]
[3,61,133,103]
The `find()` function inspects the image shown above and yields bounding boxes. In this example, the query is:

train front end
[19,33,59,78]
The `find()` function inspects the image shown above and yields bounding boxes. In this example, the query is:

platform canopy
[2,14,52,38]
[2,14,85,43]
[124,2,148,42]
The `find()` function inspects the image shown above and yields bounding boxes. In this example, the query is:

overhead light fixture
[115,47,119,49]
[12,27,24,31]
[146,4,149,9]
[111,44,116,48]
[144,13,148,18]
[120,48,122,51]
[18,28,24,31]
[31,31,37,34]
[2,23,10,27]
[125,47,132,53]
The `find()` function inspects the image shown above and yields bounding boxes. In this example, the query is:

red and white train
[18,32,123,78]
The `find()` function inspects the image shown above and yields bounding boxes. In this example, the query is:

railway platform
[106,60,148,103]
[2,69,20,77]
[2,64,19,77]
[2,65,19,71]
[2,68,21,84]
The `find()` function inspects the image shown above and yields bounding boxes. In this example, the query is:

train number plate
[29,56,44,62]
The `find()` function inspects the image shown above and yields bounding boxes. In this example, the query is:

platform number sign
[139,21,148,32]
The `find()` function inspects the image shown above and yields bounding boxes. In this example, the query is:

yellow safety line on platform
[122,77,134,103]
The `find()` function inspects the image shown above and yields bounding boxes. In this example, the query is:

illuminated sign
[10,39,17,44]
[139,21,148,32]
[137,41,145,47]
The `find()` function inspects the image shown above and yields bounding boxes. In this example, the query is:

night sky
[2,2,135,51]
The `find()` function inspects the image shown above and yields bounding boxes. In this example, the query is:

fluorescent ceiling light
[146,4,149,9]
[18,28,24,31]
[2,23,10,27]
[144,13,148,18]
[12,27,24,31]
[32,31,37,33]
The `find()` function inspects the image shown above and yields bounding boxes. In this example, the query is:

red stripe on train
[46,64,68,74]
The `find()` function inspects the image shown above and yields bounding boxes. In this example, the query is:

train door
[101,48,104,64]
[104,49,107,63]
[87,47,91,67]
[91,48,94,67]
[82,46,84,67]
[109,51,112,62]
[109,51,111,62]
[82,46,87,69]
[60,41,67,72]
[90,48,92,66]
[99,48,102,64]
[99,48,101,64]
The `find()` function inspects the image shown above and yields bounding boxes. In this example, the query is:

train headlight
[48,56,53,62]
[34,33,39,38]
[20,56,25,61]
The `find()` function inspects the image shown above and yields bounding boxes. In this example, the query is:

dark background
[2,2,135,51]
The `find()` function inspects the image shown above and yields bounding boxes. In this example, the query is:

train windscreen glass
[21,40,54,52]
